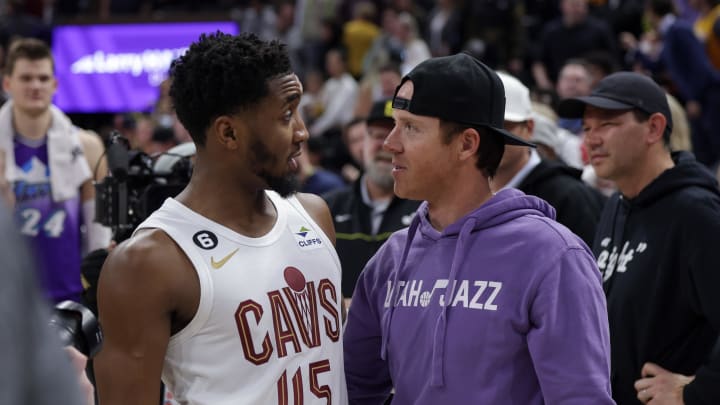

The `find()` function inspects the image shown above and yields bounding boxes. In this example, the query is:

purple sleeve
[526,247,615,404]
[343,253,393,405]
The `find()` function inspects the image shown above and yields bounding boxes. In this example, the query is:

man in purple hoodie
[343,53,614,404]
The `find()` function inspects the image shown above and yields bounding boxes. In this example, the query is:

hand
[634,362,694,404]
[65,347,95,405]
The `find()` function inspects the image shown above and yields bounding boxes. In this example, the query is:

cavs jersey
[135,191,348,405]
[14,136,83,303]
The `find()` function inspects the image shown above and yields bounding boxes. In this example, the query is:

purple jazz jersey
[13,140,83,303]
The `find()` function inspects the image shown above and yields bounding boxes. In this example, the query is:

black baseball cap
[391,53,535,147]
[366,98,394,126]
[558,71,673,134]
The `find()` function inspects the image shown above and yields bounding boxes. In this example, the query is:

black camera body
[49,300,103,358]
[94,132,194,242]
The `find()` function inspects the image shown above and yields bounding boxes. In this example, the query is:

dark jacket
[323,180,420,297]
[593,151,720,404]
[517,159,606,246]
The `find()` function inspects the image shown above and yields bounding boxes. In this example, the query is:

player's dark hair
[169,32,291,146]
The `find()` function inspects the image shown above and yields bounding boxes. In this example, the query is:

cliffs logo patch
[293,225,323,250]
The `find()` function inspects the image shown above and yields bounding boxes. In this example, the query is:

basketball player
[0,37,110,304]
[95,33,348,404]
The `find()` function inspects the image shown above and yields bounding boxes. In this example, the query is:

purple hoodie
[344,189,613,404]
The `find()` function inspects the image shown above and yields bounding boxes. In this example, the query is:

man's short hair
[169,32,292,146]
[4,37,53,76]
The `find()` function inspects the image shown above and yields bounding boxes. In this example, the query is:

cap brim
[483,126,536,147]
[558,96,635,118]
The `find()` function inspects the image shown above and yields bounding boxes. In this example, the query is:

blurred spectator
[297,137,346,195]
[426,0,463,57]
[361,6,404,75]
[688,0,720,69]
[235,0,277,41]
[556,59,593,134]
[460,0,525,73]
[353,62,402,117]
[309,48,358,137]
[0,38,110,304]
[532,0,618,90]
[493,71,605,246]
[342,1,381,78]
[340,117,367,183]
[395,12,432,75]
[556,59,593,100]
[639,0,720,167]
[299,69,326,126]
[296,0,340,73]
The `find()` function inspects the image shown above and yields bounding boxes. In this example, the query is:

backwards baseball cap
[392,53,535,147]
[497,71,533,123]
[558,71,673,134]
[366,98,394,125]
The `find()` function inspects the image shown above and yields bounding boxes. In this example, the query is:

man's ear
[212,116,241,150]
[646,112,668,145]
[458,127,480,161]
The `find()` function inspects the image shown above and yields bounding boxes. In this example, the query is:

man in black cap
[559,71,720,405]
[343,53,613,404]
[323,98,421,306]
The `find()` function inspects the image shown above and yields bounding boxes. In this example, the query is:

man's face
[364,120,394,190]
[247,73,308,197]
[3,58,57,116]
[384,80,456,203]
[582,106,648,183]
[498,120,532,174]
[345,121,367,166]
[556,64,592,99]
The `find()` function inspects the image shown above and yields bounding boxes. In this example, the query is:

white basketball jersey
[135,191,348,405]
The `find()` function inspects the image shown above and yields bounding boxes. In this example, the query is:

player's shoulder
[103,228,187,280]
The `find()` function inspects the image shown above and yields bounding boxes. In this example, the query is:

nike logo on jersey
[334,214,352,223]
[211,248,239,269]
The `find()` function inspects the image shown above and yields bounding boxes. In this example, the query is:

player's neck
[12,107,51,140]
[176,167,278,237]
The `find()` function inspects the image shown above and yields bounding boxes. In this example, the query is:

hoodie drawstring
[431,218,477,387]
[380,215,421,361]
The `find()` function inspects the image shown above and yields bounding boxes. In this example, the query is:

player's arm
[94,229,198,405]
[78,129,108,181]
[78,129,111,251]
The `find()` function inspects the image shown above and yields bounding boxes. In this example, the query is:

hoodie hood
[632,151,720,207]
[380,188,557,387]
[417,188,557,240]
